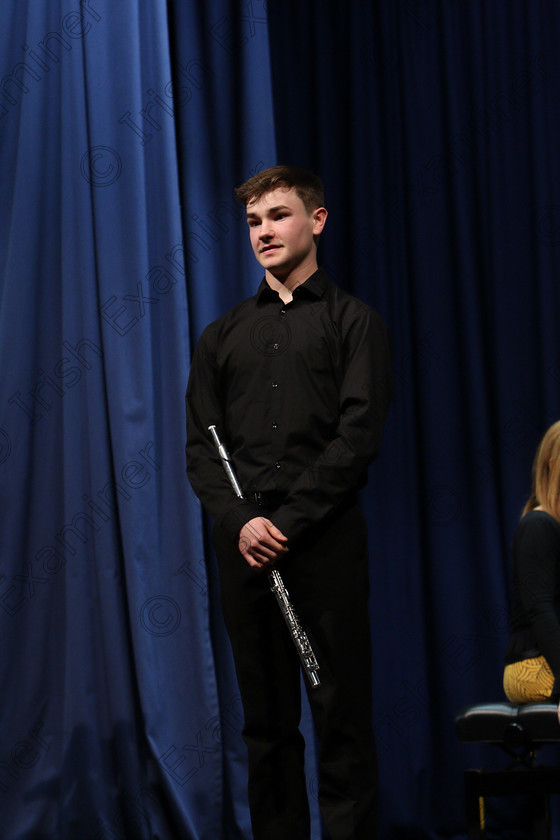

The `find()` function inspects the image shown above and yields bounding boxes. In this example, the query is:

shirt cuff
[218,500,262,543]
[270,508,294,544]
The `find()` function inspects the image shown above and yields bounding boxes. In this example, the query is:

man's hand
[238,517,289,569]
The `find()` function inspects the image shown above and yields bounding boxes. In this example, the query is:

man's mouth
[261,244,280,253]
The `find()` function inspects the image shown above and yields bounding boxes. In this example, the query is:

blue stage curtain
[0,1,281,838]
[267,1,560,837]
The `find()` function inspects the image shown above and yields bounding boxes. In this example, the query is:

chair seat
[455,702,560,752]
[456,703,560,838]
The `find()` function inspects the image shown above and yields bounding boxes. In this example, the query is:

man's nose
[259,220,273,237]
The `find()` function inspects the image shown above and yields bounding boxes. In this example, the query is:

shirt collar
[256,268,327,303]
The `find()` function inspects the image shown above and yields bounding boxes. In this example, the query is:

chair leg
[464,771,555,840]
[464,771,485,840]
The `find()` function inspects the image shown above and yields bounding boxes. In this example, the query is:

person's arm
[186,324,262,542]
[515,514,560,698]
[273,306,393,543]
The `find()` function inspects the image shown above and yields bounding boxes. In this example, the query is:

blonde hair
[523,420,560,521]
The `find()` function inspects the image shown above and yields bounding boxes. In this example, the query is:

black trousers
[214,501,378,840]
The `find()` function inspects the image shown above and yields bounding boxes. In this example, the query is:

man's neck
[265,261,318,304]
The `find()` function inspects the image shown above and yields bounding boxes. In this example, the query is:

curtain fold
[0,1,276,837]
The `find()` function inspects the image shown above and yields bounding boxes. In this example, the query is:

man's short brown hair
[235,165,325,214]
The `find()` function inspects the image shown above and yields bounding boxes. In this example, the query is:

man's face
[245,187,326,278]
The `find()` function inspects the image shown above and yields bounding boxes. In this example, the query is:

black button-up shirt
[186,268,392,544]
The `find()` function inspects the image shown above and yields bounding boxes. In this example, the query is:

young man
[186,166,392,840]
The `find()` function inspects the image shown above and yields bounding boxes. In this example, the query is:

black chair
[455,702,560,839]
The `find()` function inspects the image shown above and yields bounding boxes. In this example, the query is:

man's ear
[312,207,328,236]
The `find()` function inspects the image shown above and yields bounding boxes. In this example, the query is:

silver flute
[208,425,320,688]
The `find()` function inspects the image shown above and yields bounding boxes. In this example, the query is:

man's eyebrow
[246,204,291,218]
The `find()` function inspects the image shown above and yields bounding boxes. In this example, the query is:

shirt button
[280,309,286,315]
[272,422,278,429]
[273,343,280,350]
[272,381,278,388]
[275,462,281,470]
